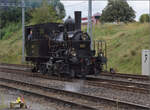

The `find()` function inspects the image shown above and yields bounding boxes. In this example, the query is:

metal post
[0,9,1,40]
[87,0,93,50]
[22,0,25,63]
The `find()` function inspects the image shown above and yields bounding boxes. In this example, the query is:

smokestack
[75,11,81,30]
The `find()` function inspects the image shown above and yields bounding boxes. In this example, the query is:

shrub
[139,14,150,23]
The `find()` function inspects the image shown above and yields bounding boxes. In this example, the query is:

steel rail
[86,77,150,89]
[84,79,150,94]
[101,72,150,80]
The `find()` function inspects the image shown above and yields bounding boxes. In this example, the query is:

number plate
[80,44,86,48]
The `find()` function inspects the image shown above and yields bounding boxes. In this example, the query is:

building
[81,12,101,25]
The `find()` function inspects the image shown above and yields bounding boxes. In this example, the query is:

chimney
[75,11,81,30]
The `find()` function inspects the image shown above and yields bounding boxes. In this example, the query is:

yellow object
[16,97,21,103]
[10,97,27,109]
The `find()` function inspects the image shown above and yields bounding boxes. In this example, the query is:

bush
[31,0,61,24]
[139,14,150,23]
[1,22,21,40]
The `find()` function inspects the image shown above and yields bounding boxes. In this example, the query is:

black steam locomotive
[25,11,107,77]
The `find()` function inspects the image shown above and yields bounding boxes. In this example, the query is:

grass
[0,23,22,64]
[0,22,150,74]
[90,23,150,74]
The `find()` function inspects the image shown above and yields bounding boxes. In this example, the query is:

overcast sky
[61,0,150,21]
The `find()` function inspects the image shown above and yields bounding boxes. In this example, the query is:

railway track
[0,66,149,94]
[0,63,149,82]
[100,72,150,81]
[0,78,94,110]
[85,77,150,94]
[0,77,149,110]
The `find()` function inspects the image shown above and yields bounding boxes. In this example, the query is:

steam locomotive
[25,11,107,78]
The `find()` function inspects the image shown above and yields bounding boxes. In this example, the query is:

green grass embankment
[92,23,150,74]
[0,23,22,64]
[0,22,150,74]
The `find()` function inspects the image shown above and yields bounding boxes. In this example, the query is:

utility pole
[87,0,93,50]
[22,0,25,63]
[0,8,1,40]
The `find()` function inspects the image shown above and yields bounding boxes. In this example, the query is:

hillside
[92,23,150,74]
[0,23,22,64]
[0,23,150,74]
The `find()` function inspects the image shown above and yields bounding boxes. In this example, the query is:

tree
[0,7,31,28]
[0,7,21,28]
[49,0,66,19]
[0,7,32,28]
[31,0,61,24]
[26,0,66,19]
[100,0,135,23]
[139,14,150,23]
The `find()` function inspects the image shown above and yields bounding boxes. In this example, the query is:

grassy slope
[0,22,150,74]
[0,23,22,64]
[92,23,150,74]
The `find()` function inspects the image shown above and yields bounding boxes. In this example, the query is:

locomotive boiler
[25,11,107,78]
